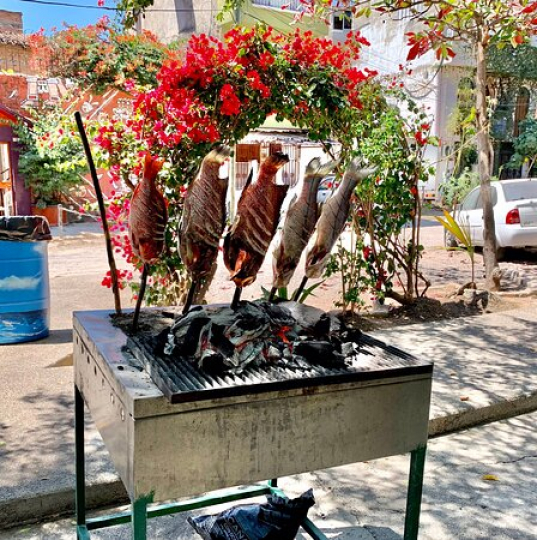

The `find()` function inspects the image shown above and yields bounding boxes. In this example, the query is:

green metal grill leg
[404,445,427,540]
[132,494,153,540]
[75,386,86,533]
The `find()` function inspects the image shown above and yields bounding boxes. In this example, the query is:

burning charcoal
[294,341,346,368]
[199,350,226,373]
[280,301,340,336]
[312,313,331,340]
[341,341,360,357]
[263,301,295,327]
[188,489,314,540]
[267,345,281,362]
[340,328,363,344]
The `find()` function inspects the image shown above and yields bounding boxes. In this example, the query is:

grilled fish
[224,152,289,288]
[272,158,337,288]
[305,158,376,279]
[129,153,168,264]
[179,145,231,282]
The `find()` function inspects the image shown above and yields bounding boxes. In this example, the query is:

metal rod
[231,286,242,309]
[86,484,272,530]
[75,111,122,315]
[74,385,86,528]
[132,264,149,332]
[404,444,427,540]
[293,276,309,302]
[182,280,198,315]
[268,286,277,302]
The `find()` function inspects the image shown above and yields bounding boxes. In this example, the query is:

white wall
[137,0,219,43]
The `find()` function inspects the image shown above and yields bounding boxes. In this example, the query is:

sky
[1,0,111,34]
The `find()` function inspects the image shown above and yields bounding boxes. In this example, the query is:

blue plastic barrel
[0,217,52,344]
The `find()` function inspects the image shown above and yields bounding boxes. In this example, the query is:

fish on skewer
[305,158,376,280]
[224,152,290,289]
[179,145,231,310]
[129,152,168,330]
[272,158,337,291]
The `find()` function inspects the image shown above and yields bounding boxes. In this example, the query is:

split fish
[129,153,168,264]
[272,157,337,289]
[179,145,231,282]
[305,158,376,279]
[224,152,289,288]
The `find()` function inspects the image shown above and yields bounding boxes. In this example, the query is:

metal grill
[126,333,430,404]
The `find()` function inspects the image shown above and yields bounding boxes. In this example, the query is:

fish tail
[305,158,338,178]
[204,144,231,165]
[346,157,376,181]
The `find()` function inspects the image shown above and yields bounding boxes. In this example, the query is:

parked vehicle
[317,175,339,205]
[446,179,537,259]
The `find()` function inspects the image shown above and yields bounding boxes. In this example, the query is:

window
[0,144,11,186]
[461,188,480,211]
[502,181,537,201]
[333,11,352,31]
[37,80,49,94]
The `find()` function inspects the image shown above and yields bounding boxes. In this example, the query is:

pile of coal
[164,300,363,374]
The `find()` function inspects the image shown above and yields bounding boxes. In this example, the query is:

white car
[447,179,537,259]
[317,175,338,205]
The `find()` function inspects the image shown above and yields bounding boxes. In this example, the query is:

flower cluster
[95,24,379,304]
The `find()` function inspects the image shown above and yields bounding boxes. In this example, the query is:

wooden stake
[293,276,309,302]
[182,280,198,315]
[268,287,277,302]
[75,112,122,315]
[231,286,242,310]
[132,264,149,332]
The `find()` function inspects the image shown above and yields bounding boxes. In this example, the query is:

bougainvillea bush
[94,24,384,305]
[29,17,169,92]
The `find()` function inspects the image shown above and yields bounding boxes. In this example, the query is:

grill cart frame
[74,310,432,540]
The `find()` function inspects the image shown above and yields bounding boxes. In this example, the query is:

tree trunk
[475,39,501,290]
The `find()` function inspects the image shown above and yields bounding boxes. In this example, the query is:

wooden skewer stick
[132,264,149,332]
[75,111,122,315]
[268,286,277,302]
[231,286,242,310]
[182,280,198,315]
[292,276,309,302]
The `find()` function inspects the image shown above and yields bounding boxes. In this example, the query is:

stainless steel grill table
[74,310,433,540]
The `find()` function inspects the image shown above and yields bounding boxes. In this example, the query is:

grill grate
[126,333,432,404]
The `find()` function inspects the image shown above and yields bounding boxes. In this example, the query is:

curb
[2,391,537,531]
[0,480,128,531]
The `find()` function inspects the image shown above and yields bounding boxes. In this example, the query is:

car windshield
[502,181,537,201]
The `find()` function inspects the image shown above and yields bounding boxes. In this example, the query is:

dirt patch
[339,287,525,332]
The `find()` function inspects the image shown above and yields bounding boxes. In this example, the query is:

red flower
[220,84,241,115]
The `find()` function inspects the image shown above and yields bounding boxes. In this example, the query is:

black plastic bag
[188,489,315,540]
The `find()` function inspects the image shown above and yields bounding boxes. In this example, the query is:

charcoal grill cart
[74,310,433,540]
